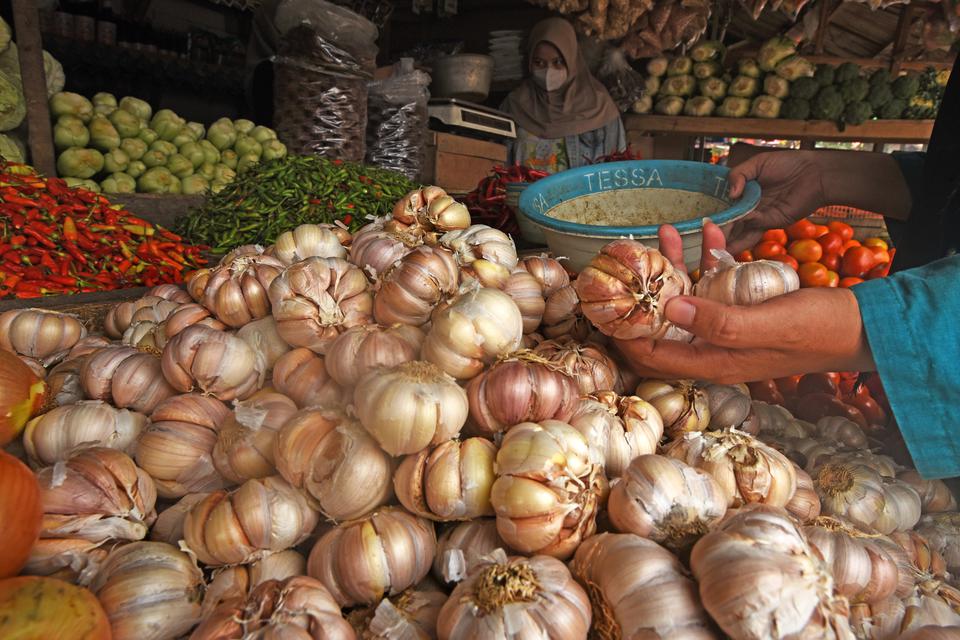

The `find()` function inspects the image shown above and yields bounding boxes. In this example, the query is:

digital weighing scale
[428,99,517,140]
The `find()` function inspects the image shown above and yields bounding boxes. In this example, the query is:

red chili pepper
[62,216,78,242]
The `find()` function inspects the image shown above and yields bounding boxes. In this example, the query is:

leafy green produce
[182,174,210,195]
[879,98,906,119]
[262,139,287,161]
[728,76,759,98]
[693,61,722,80]
[234,135,263,158]
[54,116,90,150]
[775,56,814,81]
[172,130,197,148]
[644,76,661,96]
[631,95,652,114]
[151,109,185,141]
[64,177,100,192]
[716,96,751,118]
[699,77,727,101]
[138,166,181,194]
[186,122,205,140]
[197,163,216,181]
[867,83,893,110]
[108,108,141,138]
[207,118,237,151]
[138,128,159,145]
[781,98,811,120]
[120,138,147,161]
[812,86,844,120]
[199,140,221,165]
[150,140,177,157]
[790,77,820,100]
[843,101,872,125]
[840,78,869,104]
[57,147,104,179]
[661,75,696,97]
[179,141,206,169]
[814,64,835,87]
[683,96,715,116]
[750,95,782,119]
[237,153,260,174]
[221,149,238,170]
[758,37,796,72]
[141,149,168,168]
[646,56,669,77]
[119,96,152,122]
[234,119,255,135]
[167,153,195,179]
[0,17,10,54]
[0,71,24,132]
[250,126,277,144]
[93,102,115,117]
[177,156,415,253]
[93,92,117,108]
[101,172,137,194]
[667,57,694,77]
[88,115,121,151]
[870,69,892,87]
[737,58,761,79]
[0,133,24,162]
[892,73,920,99]
[763,75,790,99]
[127,160,147,179]
[213,164,236,183]
[691,40,724,62]
[44,51,65,97]
[103,148,130,174]
[835,62,860,84]
[654,96,685,115]
[50,92,93,124]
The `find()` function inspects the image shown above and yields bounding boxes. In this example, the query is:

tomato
[788,239,824,264]
[838,371,859,396]
[794,392,869,430]
[747,380,784,405]
[814,224,830,237]
[821,253,841,272]
[798,262,830,287]
[772,254,799,271]
[775,375,802,399]
[735,249,754,262]
[786,219,819,241]
[863,237,888,251]
[842,239,861,253]
[761,229,788,245]
[869,248,891,265]
[846,387,888,425]
[827,221,855,241]
[816,232,844,256]
[839,276,865,288]
[841,246,878,278]
[825,270,840,287]
[797,373,839,398]
[754,241,787,260]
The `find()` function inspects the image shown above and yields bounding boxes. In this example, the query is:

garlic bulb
[439,224,518,273]
[432,519,508,585]
[354,361,468,456]
[816,415,869,449]
[636,379,711,438]
[122,320,162,350]
[187,267,211,301]
[37,448,157,543]
[705,383,752,430]
[491,420,604,559]
[502,269,546,333]
[568,392,663,479]
[46,355,88,408]
[184,476,319,566]
[534,336,622,394]
[22,538,108,584]
[743,400,813,439]
[876,478,924,534]
[815,463,921,535]
[574,239,691,339]
[465,351,580,437]
[349,217,424,277]
[81,346,176,414]
[541,285,594,341]
[24,400,147,467]
[161,302,227,342]
[917,513,960,574]
[201,253,284,328]
[202,550,308,617]
[0,308,87,363]
[608,454,726,550]
[104,295,178,339]
[270,348,343,409]
[193,576,355,640]
[900,627,960,640]
[269,256,373,354]
[212,390,299,484]
[786,466,822,522]
[436,549,591,640]
[889,530,948,580]
[900,588,960,633]
[325,323,425,388]
[517,255,570,297]
[307,507,437,607]
[235,316,291,371]
[150,493,209,546]
[161,325,265,401]
[815,450,901,478]
[270,223,349,264]
[275,406,393,521]
[664,429,797,508]
[805,517,900,605]
[571,533,716,638]
[348,581,447,640]
[65,334,112,360]
[694,252,799,306]
[899,470,958,513]
[394,438,497,521]
[394,186,471,233]
[372,244,459,326]
[90,541,205,640]
[146,283,192,304]
[849,597,906,640]
[691,505,854,639]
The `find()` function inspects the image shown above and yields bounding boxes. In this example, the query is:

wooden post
[10,0,56,176]
[814,0,834,55]
[890,5,915,75]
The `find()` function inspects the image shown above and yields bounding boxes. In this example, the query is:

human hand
[657,219,727,276]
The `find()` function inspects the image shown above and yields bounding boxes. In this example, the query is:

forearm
[815,150,913,221]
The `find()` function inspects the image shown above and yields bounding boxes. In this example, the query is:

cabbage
[150,109,185,141]
[64,177,101,193]
[101,172,137,194]
[0,71,25,132]
[93,93,118,108]
[172,130,196,147]
[138,167,181,194]
[138,128,159,145]
[237,153,259,174]
[126,160,146,179]
[54,116,90,150]
[103,148,130,174]
[198,140,220,165]
[88,115,121,151]
[186,121,205,140]
[262,139,287,161]
[43,52,64,97]
[150,140,177,157]
[220,149,238,170]
[178,141,205,169]
[207,118,237,151]
[109,109,142,138]
[120,97,152,122]
[181,174,210,195]
[214,164,236,183]
[50,92,94,124]
[234,135,262,158]
[166,153,194,179]
[120,138,147,161]
[0,133,24,162]
[57,148,104,179]
[250,126,277,144]
[141,149,168,168]
[234,119,255,134]
[197,162,216,181]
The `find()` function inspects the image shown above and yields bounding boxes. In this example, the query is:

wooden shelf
[624,114,935,143]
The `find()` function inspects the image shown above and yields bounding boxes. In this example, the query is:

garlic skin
[187,267,211,302]
[541,285,594,341]
[466,352,580,437]
[568,392,663,479]
[705,383,752,430]
[184,475,319,566]
[104,295,180,339]
[81,346,177,415]
[571,533,717,639]
[37,448,157,544]
[150,493,210,546]
[269,256,373,354]
[46,354,91,408]
[354,361,468,456]
[534,336,622,394]
[889,530,948,581]
[849,597,906,640]
[348,581,447,640]
[517,255,570,297]
[439,224,518,272]
[269,223,349,265]
[744,400,812,439]
[574,239,690,340]
[91,541,204,640]
[202,550,308,617]
[274,406,393,521]
[815,463,921,535]
[161,325,265,401]
[695,253,799,306]
[432,519,508,585]
[786,466,822,523]
[394,438,497,522]
[899,470,958,514]
[235,316,292,371]
[373,244,460,327]
[814,449,901,478]
[201,253,285,328]
[0,308,87,363]
[307,507,437,607]
[436,549,591,640]
[270,348,344,409]
[160,302,227,342]
[211,389,299,484]
[22,538,108,585]
[608,454,726,550]
[636,379,711,438]
[691,505,855,640]
[815,415,869,449]
[349,217,423,277]
[900,627,960,640]
[502,269,546,333]
[664,429,797,508]
[917,512,960,575]
[24,400,147,467]
[147,283,192,304]
[325,323,425,388]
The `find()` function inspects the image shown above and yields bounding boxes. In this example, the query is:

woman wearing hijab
[502,17,626,174]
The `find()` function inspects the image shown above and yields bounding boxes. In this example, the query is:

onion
[0,576,111,639]
[0,450,42,577]
[0,349,46,446]
[0,308,87,364]
[270,348,343,409]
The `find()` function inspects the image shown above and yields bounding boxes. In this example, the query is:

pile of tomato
[736,218,894,288]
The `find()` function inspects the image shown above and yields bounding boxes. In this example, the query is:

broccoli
[750,95,782,119]
[758,37,797,72]
[693,60,722,80]
[699,77,728,101]
[716,96,751,118]
[790,77,820,100]
[879,98,906,119]
[764,75,790,99]
[869,69,893,87]
[843,101,873,125]
[867,82,893,110]
[654,96,685,116]
[892,73,921,99]
[840,78,870,104]
[812,86,844,120]
[835,62,861,84]
[667,57,694,77]
[781,98,811,120]
[728,76,760,98]
[647,56,669,78]
[775,56,815,81]
[691,40,725,62]
[737,58,762,79]
[684,96,716,117]
[660,75,697,97]
[814,64,836,87]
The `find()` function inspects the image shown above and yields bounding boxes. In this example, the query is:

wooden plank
[814,0,836,54]
[0,287,151,313]
[804,55,952,71]
[624,114,935,144]
[10,0,56,176]
[890,5,916,74]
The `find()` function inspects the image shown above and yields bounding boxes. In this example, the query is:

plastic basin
[505,182,546,244]
[517,160,761,270]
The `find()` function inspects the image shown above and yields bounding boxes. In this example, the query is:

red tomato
[772,254,799,271]
[788,239,824,264]
[754,241,787,260]
[735,250,754,262]
[786,219,819,241]
[762,229,788,245]
[827,221,855,241]
[841,246,878,278]
[817,232,844,256]
[839,277,865,288]
[775,375,802,399]
[821,253,841,272]
[869,248,891,264]
[797,373,839,397]
[846,388,888,425]
[825,270,840,287]
[814,224,830,237]
[842,239,861,253]
[798,262,830,287]
[863,237,889,251]
[747,380,784,405]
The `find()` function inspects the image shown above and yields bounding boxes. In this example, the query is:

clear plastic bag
[365,59,431,180]
[274,0,378,70]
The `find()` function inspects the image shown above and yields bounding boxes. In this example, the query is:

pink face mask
[532,67,568,92]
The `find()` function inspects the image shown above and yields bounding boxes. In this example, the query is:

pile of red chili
[0,162,207,299]
[462,165,549,236]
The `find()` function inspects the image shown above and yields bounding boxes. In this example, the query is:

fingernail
[666,298,696,327]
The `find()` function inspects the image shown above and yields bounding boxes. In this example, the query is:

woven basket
[809,205,888,241]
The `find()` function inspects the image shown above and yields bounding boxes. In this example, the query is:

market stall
[1,0,960,638]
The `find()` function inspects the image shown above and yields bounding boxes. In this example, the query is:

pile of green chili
[176,155,415,254]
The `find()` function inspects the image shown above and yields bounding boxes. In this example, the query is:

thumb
[664,296,778,350]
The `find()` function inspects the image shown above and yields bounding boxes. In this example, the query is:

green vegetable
[250,126,277,144]
[835,62,860,84]
[234,119,256,134]
[186,122,205,140]
[54,116,90,150]
[197,163,217,181]
[166,153,195,179]
[775,55,815,81]
[210,180,230,194]
[750,95,782,119]
[150,140,177,157]
[50,92,94,124]
[181,174,210,195]
[693,61,722,80]
[683,96,715,117]
[93,103,115,117]
[867,83,893,110]
[764,75,790,99]
[691,40,725,62]
[261,139,287,161]
[840,78,870,104]
[698,77,727,101]
[728,76,759,98]
[108,108,142,138]
[781,98,811,120]
[172,130,197,148]
[812,86,844,120]
[870,69,893,87]
[879,98,906,119]
[179,141,206,169]
[843,101,872,125]
[0,18,10,55]
[101,172,137,194]
[666,57,693,77]
[199,140,221,165]
[737,58,762,79]
[57,147,104,179]
[644,76,661,96]
[0,133,24,162]
[207,118,237,151]
[141,149,168,168]
[654,96,685,115]
[64,178,100,193]
[715,96,751,118]
[814,64,836,87]
[119,96,152,122]
[213,164,236,183]
[646,56,669,77]
[138,128,159,145]
[126,160,147,179]
[660,75,696,97]
[892,73,920,99]
[177,155,416,253]
[237,153,260,174]
[138,166,181,194]
[120,138,147,161]
[790,77,820,100]
[103,148,130,174]
[93,93,117,108]
[234,135,263,159]
[631,95,653,114]
[221,149,238,170]
[88,115,121,151]
[758,37,796,72]
[151,109,185,141]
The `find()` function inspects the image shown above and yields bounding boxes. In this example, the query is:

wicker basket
[808,206,889,241]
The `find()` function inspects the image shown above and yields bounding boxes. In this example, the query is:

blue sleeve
[853,255,960,478]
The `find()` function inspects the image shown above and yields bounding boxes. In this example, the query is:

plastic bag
[365,59,430,180]
[597,46,646,112]
[274,0,378,70]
